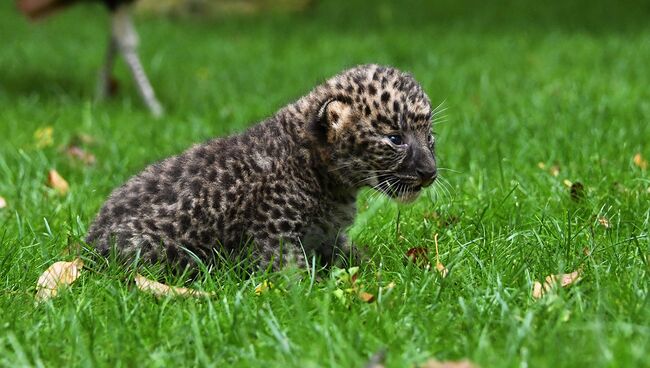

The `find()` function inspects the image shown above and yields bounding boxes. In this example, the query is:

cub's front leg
[316,233,364,268]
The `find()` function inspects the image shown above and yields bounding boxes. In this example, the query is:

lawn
[0,0,649,366]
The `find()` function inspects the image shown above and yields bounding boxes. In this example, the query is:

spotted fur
[86,64,438,271]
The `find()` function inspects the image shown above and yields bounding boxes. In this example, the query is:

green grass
[1,0,649,366]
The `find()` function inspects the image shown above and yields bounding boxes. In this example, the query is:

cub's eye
[387,135,404,145]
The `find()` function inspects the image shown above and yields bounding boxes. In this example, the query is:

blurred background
[1,0,649,208]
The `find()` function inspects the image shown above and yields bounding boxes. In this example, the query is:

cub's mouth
[375,174,424,203]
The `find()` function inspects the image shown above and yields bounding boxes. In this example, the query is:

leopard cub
[86,64,438,271]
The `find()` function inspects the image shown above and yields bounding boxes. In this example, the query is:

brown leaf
[633,153,648,170]
[419,358,478,368]
[134,274,215,298]
[35,258,84,301]
[0,196,6,209]
[47,169,69,195]
[358,291,375,303]
[406,247,430,268]
[65,145,96,165]
[532,269,582,299]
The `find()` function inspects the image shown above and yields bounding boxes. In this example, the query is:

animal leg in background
[111,5,163,117]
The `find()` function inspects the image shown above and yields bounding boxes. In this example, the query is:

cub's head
[311,64,437,202]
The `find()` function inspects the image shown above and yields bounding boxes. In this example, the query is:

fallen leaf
[47,169,69,195]
[65,145,96,165]
[563,179,572,188]
[134,274,214,298]
[35,258,84,301]
[633,153,648,170]
[434,233,448,278]
[0,196,6,209]
[582,247,591,256]
[358,291,375,303]
[532,269,582,299]
[420,358,477,368]
[34,126,53,148]
[597,216,610,229]
[406,247,430,268]
[537,162,546,170]
[570,182,585,201]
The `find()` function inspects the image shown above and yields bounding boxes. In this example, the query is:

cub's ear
[310,98,352,143]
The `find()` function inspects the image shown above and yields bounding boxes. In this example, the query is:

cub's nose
[416,167,437,187]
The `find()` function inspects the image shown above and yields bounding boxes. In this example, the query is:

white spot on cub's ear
[326,101,352,135]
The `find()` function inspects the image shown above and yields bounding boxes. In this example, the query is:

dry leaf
[420,358,477,368]
[633,153,648,170]
[134,274,214,298]
[65,146,96,165]
[532,269,582,299]
[434,233,448,278]
[47,169,69,195]
[358,291,375,303]
[582,247,591,256]
[0,196,6,209]
[537,162,546,170]
[34,126,53,148]
[35,258,84,301]
[597,216,610,229]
